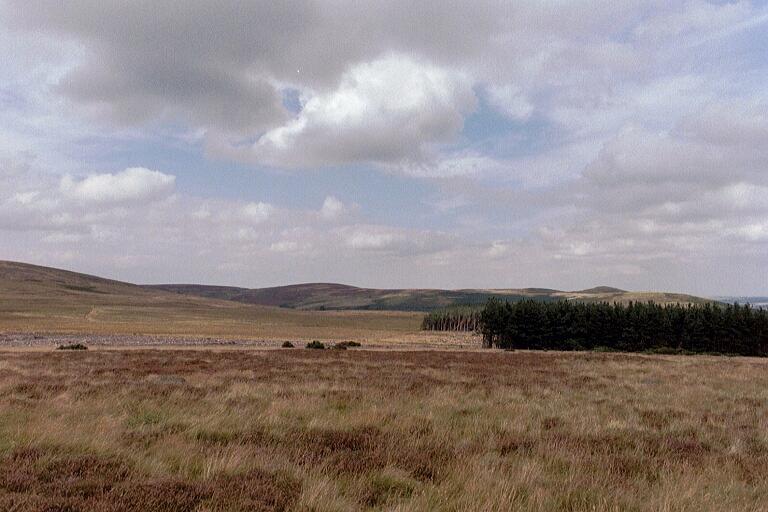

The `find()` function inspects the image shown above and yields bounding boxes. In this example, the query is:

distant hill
[147,282,713,311]
[0,259,716,335]
[716,296,768,308]
[0,261,422,339]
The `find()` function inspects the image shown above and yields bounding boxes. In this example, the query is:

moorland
[1,349,767,511]
[1,260,766,511]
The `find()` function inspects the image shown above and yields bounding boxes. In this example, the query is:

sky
[1,1,767,295]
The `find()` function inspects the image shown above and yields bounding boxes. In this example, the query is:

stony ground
[0,332,274,348]
[0,332,480,349]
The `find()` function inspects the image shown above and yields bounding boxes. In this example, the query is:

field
[1,348,766,511]
[0,261,424,344]
[0,299,425,345]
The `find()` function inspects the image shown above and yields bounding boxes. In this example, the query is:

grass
[0,348,766,510]
[0,260,424,342]
[0,295,424,342]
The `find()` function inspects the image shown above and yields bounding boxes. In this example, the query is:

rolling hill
[0,260,715,341]
[147,282,713,311]
[0,261,422,340]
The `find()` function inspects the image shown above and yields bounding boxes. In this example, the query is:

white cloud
[269,240,299,253]
[241,202,274,223]
[735,221,768,242]
[248,55,476,167]
[486,84,533,121]
[337,224,455,256]
[60,167,175,204]
[320,196,345,220]
[341,226,398,250]
[399,153,505,178]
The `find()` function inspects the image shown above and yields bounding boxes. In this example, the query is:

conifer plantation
[477,299,768,356]
[423,299,768,356]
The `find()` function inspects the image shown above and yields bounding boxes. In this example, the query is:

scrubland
[1,348,766,511]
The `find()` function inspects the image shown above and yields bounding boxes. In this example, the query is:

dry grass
[0,296,426,342]
[0,260,426,342]
[0,348,766,511]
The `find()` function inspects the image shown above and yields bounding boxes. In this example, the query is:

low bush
[281,341,294,348]
[56,343,88,351]
[306,341,325,350]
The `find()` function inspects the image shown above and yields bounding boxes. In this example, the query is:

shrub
[56,343,88,351]
[336,341,362,348]
[306,341,325,350]
[333,344,347,350]
[281,341,294,348]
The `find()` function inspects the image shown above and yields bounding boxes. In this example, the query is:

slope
[148,282,714,311]
[0,261,421,340]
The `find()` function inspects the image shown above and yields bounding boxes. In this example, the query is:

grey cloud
[5,0,764,169]
[3,0,499,136]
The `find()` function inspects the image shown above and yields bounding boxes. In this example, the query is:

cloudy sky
[1,1,767,295]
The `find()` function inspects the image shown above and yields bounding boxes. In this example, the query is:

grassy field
[0,261,424,343]
[0,297,425,343]
[1,348,766,511]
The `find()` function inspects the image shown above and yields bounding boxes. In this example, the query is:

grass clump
[305,340,325,349]
[56,343,88,350]
[281,341,295,348]
[363,470,416,506]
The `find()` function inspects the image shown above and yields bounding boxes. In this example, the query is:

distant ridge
[0,260,714,314]
[147,282,711,312]
[577,286,626,294]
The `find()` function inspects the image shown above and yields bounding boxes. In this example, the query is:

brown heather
[0,348,766,511]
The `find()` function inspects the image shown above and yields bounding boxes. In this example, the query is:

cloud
[398,152,507,178]
[2,1,768,293]
[736,221,768,242]
[341,226,398,250]
[0,151,32,179]
[246,55,476,167]
[486,84,533,121]
[241,202,274,224]
[60,167,175,204]
[518,98,768,282]
[634,0,754,44]
[2,0,498,141]
[320,196,344,220]
[337,224,454,255]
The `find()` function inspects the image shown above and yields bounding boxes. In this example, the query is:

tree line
[478,299,768,355]
[422,298,768,356]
